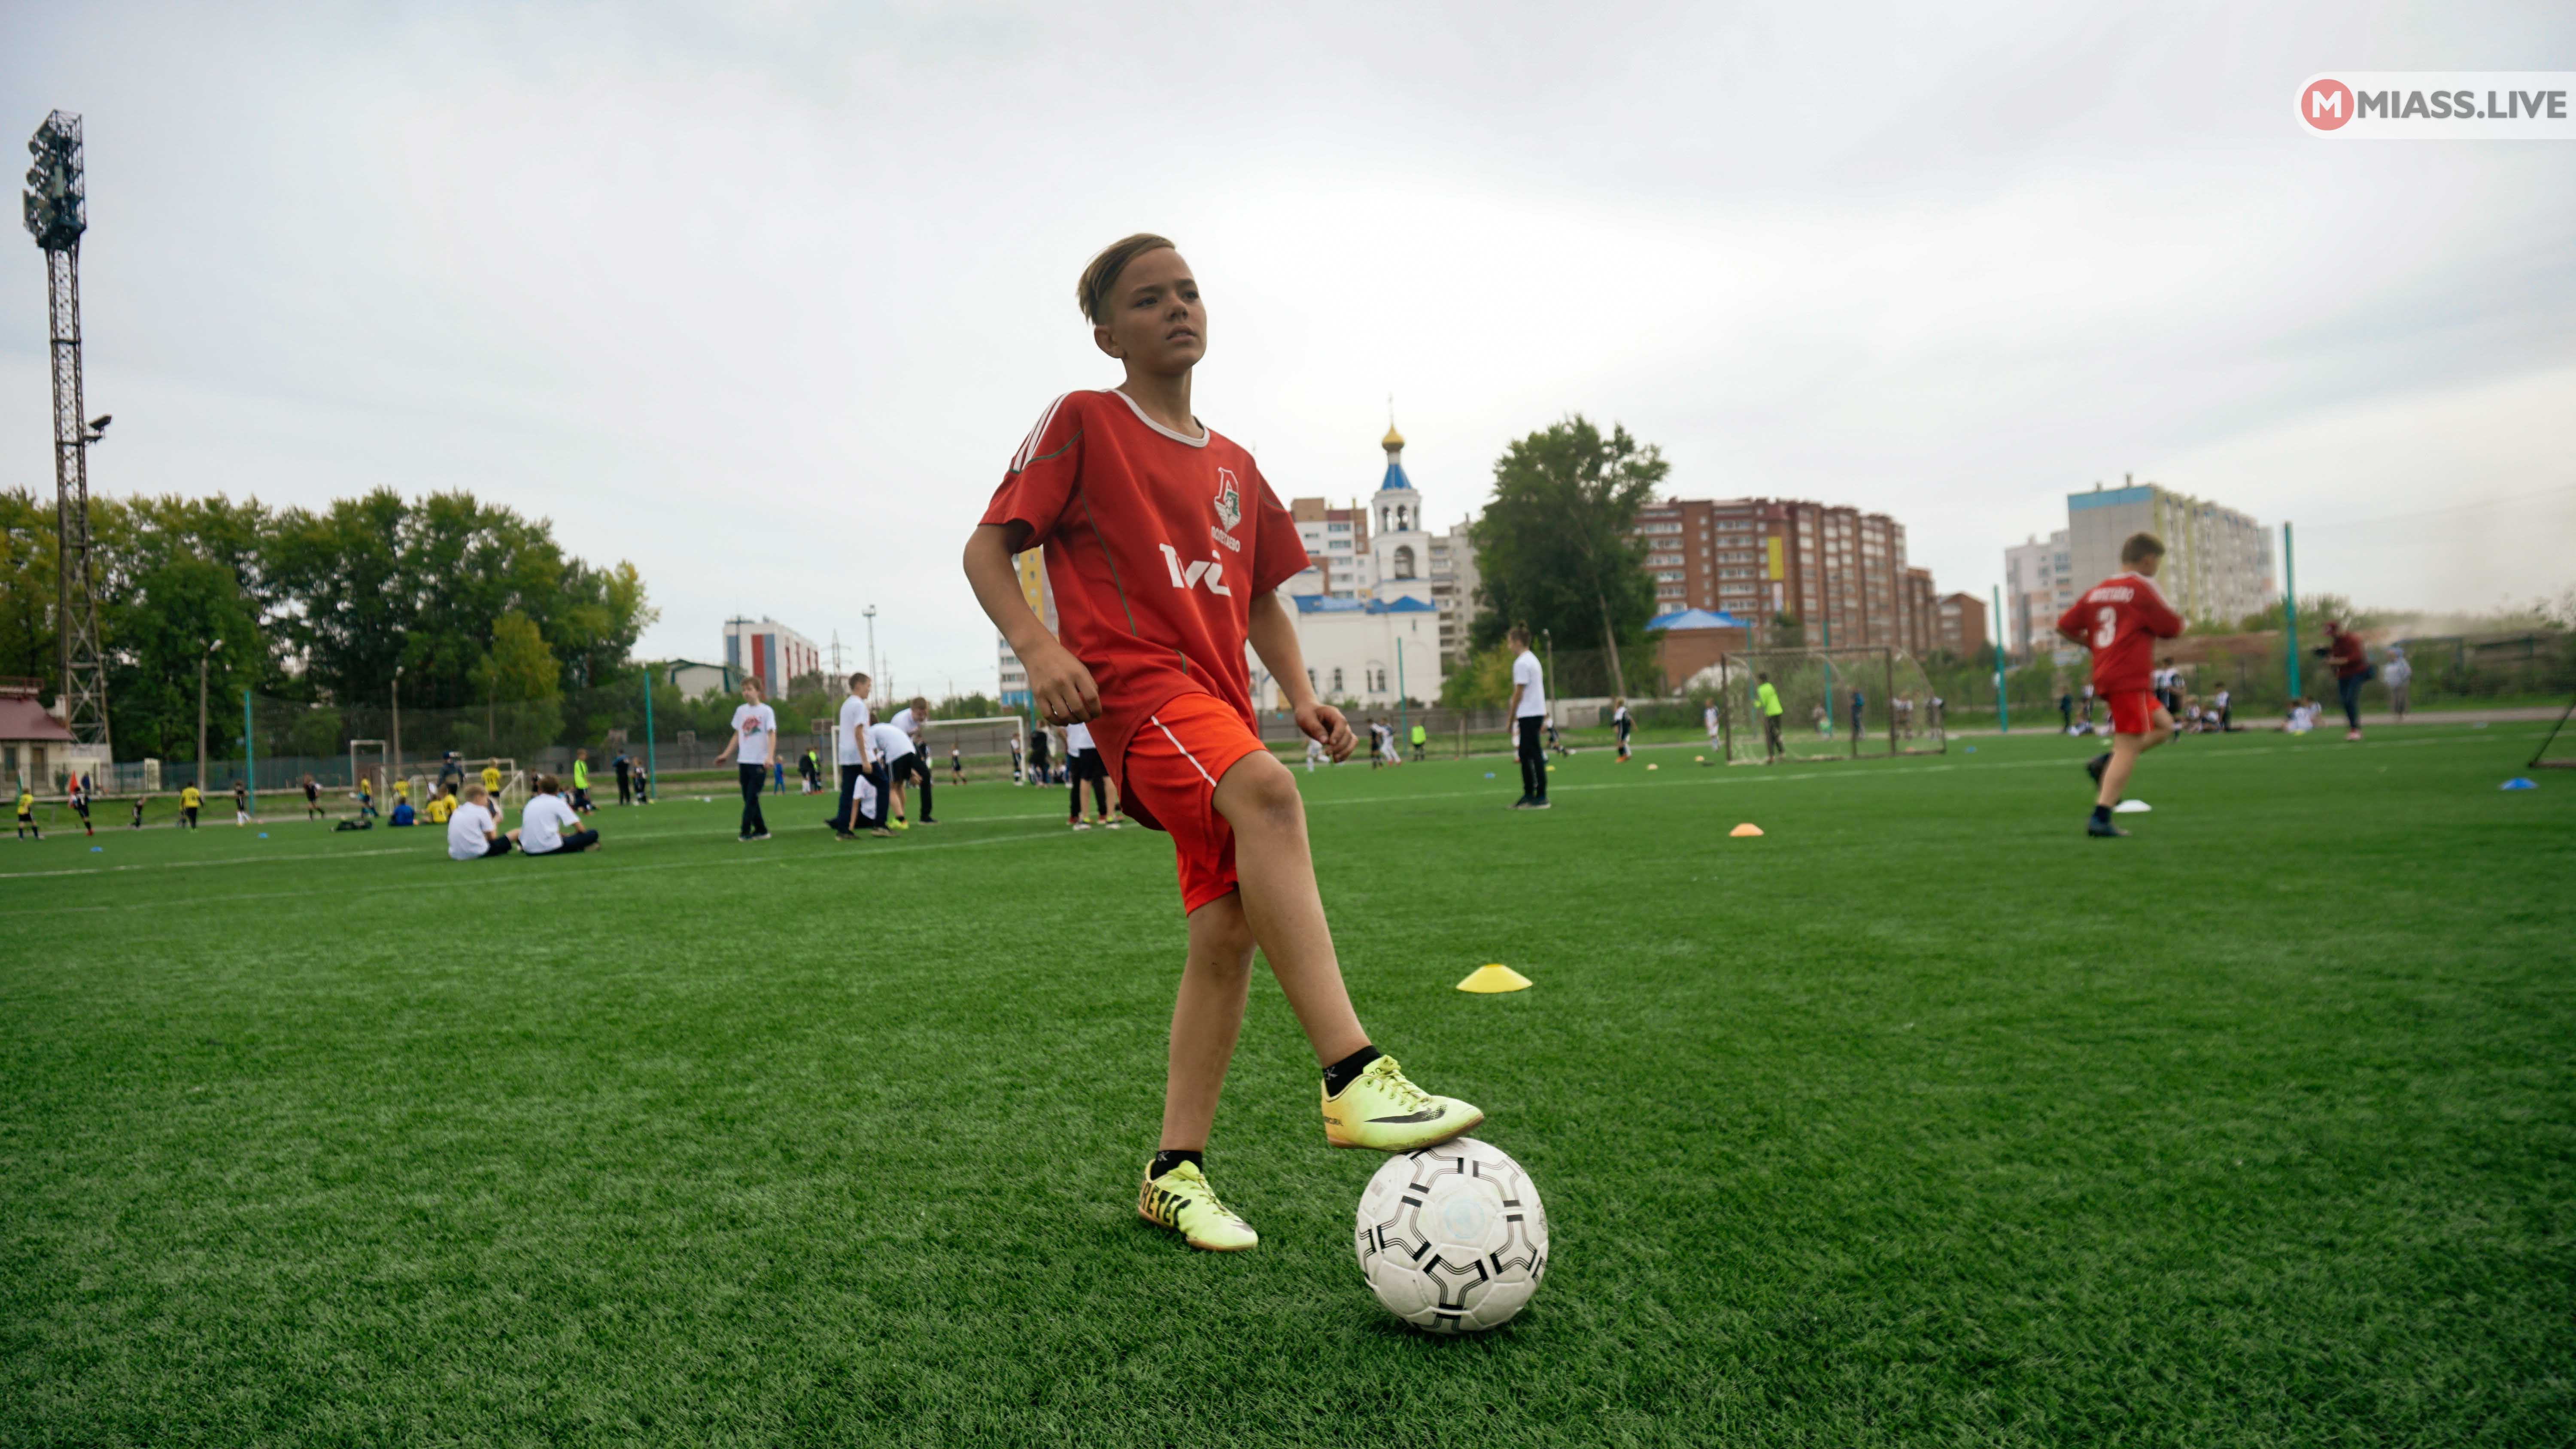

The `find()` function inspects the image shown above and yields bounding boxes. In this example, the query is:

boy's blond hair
[1078,233,1176,324]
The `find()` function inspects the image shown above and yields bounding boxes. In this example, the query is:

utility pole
[195,638,222,786]
[390,664,404,789]
[863,606,878,690]
[24,111,111,748]
[1395,638,1408,748]
[2281,522,2301,703]
[641,662,657,803]
[1990,584,2010,734]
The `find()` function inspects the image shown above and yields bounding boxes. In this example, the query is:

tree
[0,489,60,691]
[103,553,262,763]
[1467,416,1669,697]
[1770,611,1804,649]
[1438,644,1515,709]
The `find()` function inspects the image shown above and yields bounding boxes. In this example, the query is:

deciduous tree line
[0,488,653,762]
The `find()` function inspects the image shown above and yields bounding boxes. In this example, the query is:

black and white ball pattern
[1355,1137,1548,1333]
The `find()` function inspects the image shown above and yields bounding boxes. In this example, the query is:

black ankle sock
[2091,803,2112,824]
[1321,1044,1384,1097]
[1149,1148,1203,1179]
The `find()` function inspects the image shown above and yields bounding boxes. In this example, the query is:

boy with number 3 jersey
[2058,532,2184,837]
[962,234,1483,1254]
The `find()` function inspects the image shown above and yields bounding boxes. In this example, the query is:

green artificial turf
[4,724,2570,1446]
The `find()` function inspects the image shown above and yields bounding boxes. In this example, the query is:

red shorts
[2106,688,2160,735]
[1120,689,1273,915]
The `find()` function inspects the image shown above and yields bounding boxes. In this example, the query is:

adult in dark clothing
[613,751,633,805]
[2321,620,2372,742]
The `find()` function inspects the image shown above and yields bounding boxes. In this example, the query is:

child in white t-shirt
[714,676,779,841]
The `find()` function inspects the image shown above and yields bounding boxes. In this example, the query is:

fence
[1944,628,2575,729]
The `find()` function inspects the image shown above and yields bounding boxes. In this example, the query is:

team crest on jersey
[1214,469,1242,530]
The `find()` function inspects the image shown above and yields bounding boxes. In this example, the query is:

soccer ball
[1355,1138,1548,1333]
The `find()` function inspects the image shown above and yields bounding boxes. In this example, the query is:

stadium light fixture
[21,112,86,252]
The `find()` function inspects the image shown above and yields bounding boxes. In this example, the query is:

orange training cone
[1729,823,1763,837]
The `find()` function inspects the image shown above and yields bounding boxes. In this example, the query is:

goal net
[920,716,1029,782]
[1711,647,1948,765]
[349,740,389,803]
[407,757,520,810]
[2530,691,2576,770]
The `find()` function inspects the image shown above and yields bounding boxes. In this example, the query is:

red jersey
[2058,571,2183,693]
[980,388,1306,794]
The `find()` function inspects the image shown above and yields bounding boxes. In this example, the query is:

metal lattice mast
[25,110,110,746]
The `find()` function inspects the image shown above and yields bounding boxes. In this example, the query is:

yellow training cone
[1457,964,1533,993]
[1729,823,1763,837]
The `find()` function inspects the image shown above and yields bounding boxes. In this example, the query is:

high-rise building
[996,548,1056,709]
[2066,478,2273,625]
[1428,516,1480,672]
[723,617,819,689]
[1285,496,1372,599]
[1903,568,1938,656]
[2004,530,2077,658]
[1631,497,1935,651]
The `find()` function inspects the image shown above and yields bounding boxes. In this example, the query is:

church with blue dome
[1265,418,1467,712]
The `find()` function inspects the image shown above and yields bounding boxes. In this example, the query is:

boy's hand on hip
[1299,702,1355,762]
[1027,640,1103,724]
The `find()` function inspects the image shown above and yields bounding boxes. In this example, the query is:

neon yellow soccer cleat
[1322,1055,1484,1151]
[1137,1160,1258,1252]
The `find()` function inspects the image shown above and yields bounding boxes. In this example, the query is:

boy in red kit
[2058,532,2185,837]
[962,235,1484,1252]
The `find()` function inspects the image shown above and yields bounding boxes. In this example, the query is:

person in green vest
[570,749,595,813]
[1408,720,1428,762]
[1757,672,1786,765]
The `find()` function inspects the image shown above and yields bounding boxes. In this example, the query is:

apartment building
[1632,497,1938,652]
[2066,478,2273,626]
[1935,591,1989,658]
[722,617,820,690]
[2004,530,2077,658]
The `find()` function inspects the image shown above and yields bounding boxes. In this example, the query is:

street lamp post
[195,637,223,787]
[863,605,878,695]
[391,664,404,793]
[1540,628,1554,729]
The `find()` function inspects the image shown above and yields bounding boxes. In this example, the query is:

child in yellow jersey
[425,785,457,825]
[14,783,36,840]
[179,783,203,828]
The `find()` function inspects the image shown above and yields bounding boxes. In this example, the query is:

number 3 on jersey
[2093,605,2117,649]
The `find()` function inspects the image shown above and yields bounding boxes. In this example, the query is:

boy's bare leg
[1212,752,1370,1067]
[1160,894,1257,1152]
[2095,709,2175,806]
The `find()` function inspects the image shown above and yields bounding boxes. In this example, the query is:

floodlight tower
[24,110,111,747]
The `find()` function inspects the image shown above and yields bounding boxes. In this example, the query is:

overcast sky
[6,1,2572,693]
